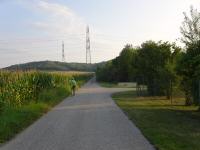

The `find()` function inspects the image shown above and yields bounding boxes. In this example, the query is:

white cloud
[38,1,73,16]
[28,0,86,35]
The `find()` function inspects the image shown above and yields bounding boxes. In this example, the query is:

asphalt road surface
[1,78,155,150]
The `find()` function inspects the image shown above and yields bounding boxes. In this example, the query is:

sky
[0,0,199,68]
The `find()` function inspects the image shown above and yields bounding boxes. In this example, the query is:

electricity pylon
[86,25,91,64]
[62,41,65,62]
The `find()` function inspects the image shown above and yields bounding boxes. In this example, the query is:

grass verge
[112,91,200,150]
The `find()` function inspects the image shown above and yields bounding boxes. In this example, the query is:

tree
[96,41,181,99]
[179,6,200,105]
[135,41,175,97]
[180,6,200,46]
[96,61,118,82]
[118,44,135,82]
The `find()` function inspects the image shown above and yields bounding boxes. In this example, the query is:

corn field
[0,71,93,111]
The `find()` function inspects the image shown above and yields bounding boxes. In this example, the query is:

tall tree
[179,6,200,105]
[136,41,173,96]
[180,6,200,46]
[118,44,134,82]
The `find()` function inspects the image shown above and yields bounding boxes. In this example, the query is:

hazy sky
[0,0,199,68]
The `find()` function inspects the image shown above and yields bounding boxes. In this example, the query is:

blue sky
[0,0,199,68]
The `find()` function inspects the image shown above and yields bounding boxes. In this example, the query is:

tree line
[96,6,200,106]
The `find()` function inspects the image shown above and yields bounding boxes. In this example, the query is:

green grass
[0,103,49,143]
[0,87,69,143]
[112,91,200,150]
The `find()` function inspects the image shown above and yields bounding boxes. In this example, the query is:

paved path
[1,78,155,150]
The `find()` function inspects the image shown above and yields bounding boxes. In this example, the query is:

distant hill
[3,61,106,72]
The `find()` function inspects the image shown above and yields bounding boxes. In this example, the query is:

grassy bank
[112,91,200,150]
[0,71,93,143]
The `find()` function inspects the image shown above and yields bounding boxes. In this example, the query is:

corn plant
[0,71,93,111]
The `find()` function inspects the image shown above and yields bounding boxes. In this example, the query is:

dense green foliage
[0,71,93,143]
[97,7,200,105]
[177,42,200,105]
[113,91,200,150]
[3,61,105,72]
[97,42,181,98]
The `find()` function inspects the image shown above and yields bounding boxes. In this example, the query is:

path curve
[1,78,155,150]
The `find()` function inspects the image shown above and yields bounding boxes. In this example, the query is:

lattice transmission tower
[62,41,65,62]
[86,25,91,64]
